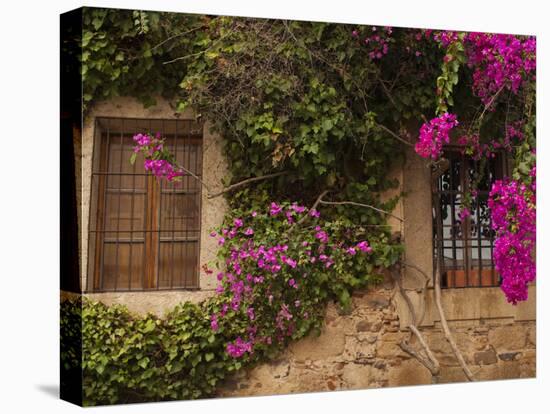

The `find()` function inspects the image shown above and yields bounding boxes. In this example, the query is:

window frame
[432,146,510,289]
[86,117,204,292]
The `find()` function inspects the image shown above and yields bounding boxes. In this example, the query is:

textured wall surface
[215,145,535,395]
[72,96,536,393]
[218,281,536,397]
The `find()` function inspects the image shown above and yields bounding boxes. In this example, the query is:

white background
[0,0,547,412]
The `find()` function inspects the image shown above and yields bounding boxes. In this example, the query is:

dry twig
[376,123,414,147]
[207,171,289,199]
[292,190,329,229]
[318,199,404,222]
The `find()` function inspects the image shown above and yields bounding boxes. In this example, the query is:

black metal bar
[105,236,199,243]
[142,143,148,291]
[461,154,470,286]
[197,121,205,289]
[449,156,457,288]
[128,120,136,290]
[88,118,100,291]
[193,125,201,288]
[98,122,111,290]
[106,188,147,194]
[184,120,192,287]
[113,120,125,291]
[476,189,483,285]
[170,120,177,289]
[90,286,202,293]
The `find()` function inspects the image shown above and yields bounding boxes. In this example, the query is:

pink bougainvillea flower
[356,241,372,253]
[458,207,471,221]
[415,113,459,160]
[270,202,282,216]
[309,209,320,218]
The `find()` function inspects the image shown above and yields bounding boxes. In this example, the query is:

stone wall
[218,280,536,397]
[217,147,536,395]
[72,96,536,394]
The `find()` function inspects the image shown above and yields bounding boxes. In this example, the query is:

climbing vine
[63,8,536,404]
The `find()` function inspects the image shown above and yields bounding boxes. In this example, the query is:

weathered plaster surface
[71,98,536,395]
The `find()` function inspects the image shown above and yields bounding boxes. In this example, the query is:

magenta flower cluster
[414,113,459,160]
[464,33,536,106]
[433,30,460,47]
[352,26,393,60]
[208,202,373,358]
[457,122,525,160]
[226,337,253,358]
[132,133,184,181]
[489,173,536,304]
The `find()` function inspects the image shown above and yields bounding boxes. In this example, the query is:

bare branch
[318,199,404,222]
[477,84,506,126]
[433,190,476,382]
[390,266,440,377]
[292,190,329,228]
[177,164,212,194]
[433,255,475,381]
[149,26,201,53]
[377,77,399,111]
[400,261,431,325]
[376,123,415,147]
[207,171,289,199]
[163,28,235,65]
[400,326,441,377]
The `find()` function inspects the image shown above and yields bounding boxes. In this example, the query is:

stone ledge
[395,286,536,329]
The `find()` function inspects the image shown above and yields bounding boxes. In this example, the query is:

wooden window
[87,118,203,291]
[432,149,509,288]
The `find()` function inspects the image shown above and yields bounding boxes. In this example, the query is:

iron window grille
[87,117,203,292]
[432,148,509,288]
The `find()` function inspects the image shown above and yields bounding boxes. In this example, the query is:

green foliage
[66,10,527,405]
[61,298,240,405]
[61,199,402,405]
[177,18,439,195]
[436,37,466,114]
[76,8,204,109]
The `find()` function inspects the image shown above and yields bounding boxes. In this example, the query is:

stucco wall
[79,96,227,315]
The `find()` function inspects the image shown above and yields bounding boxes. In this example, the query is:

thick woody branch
[318,199,404,222]
[391,267,440,377]
[433,191,475,382]
[400,261,431,326]
[399,330,440,377]
[433,257,475,381]
[207,171,289,199]
[292,190,329,229]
